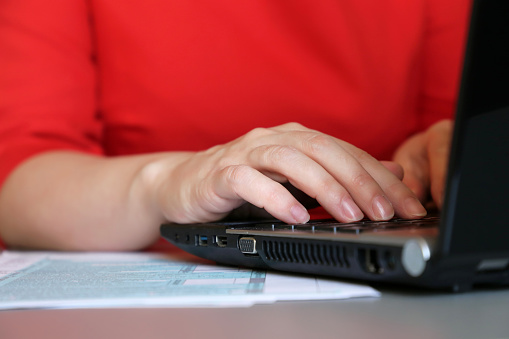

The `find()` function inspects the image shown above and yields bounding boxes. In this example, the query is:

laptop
[161,0,509,291]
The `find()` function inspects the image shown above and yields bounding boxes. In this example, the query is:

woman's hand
[393,120,453,209]
[144,123,427,225]
[0,122,432,251]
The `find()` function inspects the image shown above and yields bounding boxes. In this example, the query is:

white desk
[1,286,508,339]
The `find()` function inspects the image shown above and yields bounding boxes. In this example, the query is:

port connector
[238,237,257,254]
[359,248,384,274]
[384,251,397,270]
[215,236,228,248]
[195,235,208,247]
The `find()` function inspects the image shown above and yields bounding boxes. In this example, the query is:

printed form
[0,251,379,309]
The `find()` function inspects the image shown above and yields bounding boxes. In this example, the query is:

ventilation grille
[262,240,350,267]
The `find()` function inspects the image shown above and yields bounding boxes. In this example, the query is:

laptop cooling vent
[262,240,350,267]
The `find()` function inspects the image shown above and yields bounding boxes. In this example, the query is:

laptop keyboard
[229,216,439,235]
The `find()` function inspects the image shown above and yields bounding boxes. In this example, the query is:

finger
[426,120,453,209]
[303,136,396,220]
[273,128,420,220]
[248,144,364,222]
[213,164,310,224]
[339,142,427,219]
[293,134,398,221]
[253,135,394,221]
[380,161,404,180]
[393,133,431,203]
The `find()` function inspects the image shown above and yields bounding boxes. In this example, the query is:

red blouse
[0,0,470,248]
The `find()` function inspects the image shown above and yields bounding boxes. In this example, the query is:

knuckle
[350,172,373,189]
[352,148,375,164]
[215,148,240,170]
[303,133,335,153]
[245,127,271,139]
[217,155,231,169]
[281,122,307,130]
[223,165,251,186]
[265,185,284,204]
[263,145,300,165]
[318,178,341,199]
[384,180,405,196]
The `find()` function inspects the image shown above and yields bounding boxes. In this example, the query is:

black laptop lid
[439,0,509,256]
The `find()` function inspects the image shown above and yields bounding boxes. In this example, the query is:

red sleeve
[418,0,472,129]
[0,0,103,189]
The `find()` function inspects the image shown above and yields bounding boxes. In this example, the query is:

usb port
[195,235,208,247]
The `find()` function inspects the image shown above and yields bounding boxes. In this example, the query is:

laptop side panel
[434,0,509,288]
[161,222,438,286]
[438,0,509,258]
[162,222,490,290]
[161,220,509,290]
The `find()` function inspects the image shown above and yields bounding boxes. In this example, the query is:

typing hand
[393,119,453,209]
[145,123,427,225]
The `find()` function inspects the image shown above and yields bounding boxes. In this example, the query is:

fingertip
[290,204,310,224]
[404,197,428,218]
[340,196,364,222]
[372,195,395,221]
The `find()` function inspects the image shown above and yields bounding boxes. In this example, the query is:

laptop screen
[458,0,509,116]
[440,0,509,256]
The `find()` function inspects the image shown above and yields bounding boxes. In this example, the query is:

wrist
[133,152,195,224]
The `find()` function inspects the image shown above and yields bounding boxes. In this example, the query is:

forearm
[0,123,429,251]
[0,150,193,251]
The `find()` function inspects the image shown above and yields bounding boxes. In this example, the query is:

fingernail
[405,197,427,217]
[372,195,394,220]
[341,196,364,221]
[290,205,310,224]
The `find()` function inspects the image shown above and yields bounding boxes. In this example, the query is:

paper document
[0,251,379,309]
